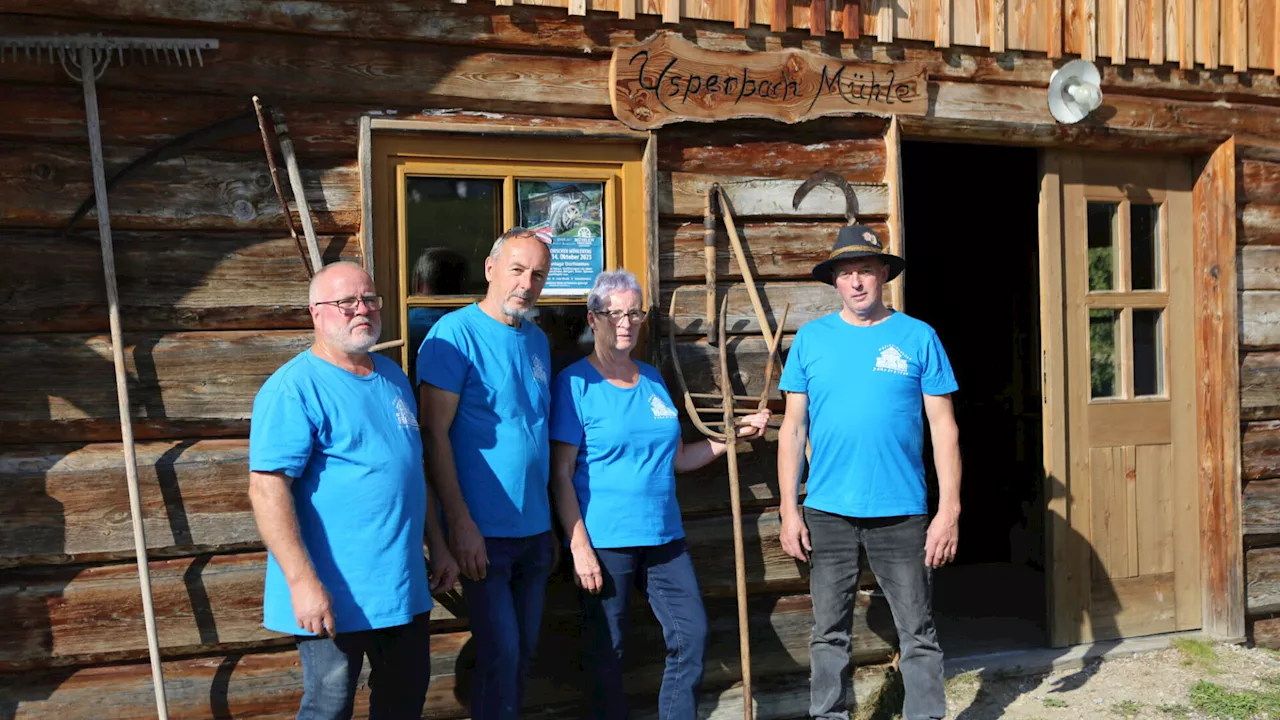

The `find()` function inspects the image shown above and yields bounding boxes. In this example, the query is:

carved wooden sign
[609,32,928,130]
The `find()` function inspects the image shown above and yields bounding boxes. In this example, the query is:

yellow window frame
[371,134,649,371]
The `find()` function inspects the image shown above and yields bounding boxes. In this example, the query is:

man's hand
[779,509,812,563]
[449,515,489,581]
[427,541,460,594]
[925,510,959,568]
[291,575,336,637]
[571,543,604,594]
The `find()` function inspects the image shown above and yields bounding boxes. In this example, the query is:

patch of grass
[1111,699,1142,716]
[945,670,980,691]
[1174,637,1222,673]
[1156,704,1191,718]
[853,668,905,720]
[1042,697,1069,709]
[1188,679,1280,719]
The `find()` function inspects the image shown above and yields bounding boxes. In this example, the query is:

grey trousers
[804,508,946,720]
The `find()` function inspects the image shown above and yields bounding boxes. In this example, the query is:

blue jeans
[804,509,945,720]
[296,612,432,720]
[461,531,555,720]
[582,538,708,720]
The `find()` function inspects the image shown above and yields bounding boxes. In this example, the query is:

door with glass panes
[371,136,648,381]
[1044,153,1200,647]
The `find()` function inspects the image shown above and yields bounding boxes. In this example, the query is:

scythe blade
[791,169,859,225]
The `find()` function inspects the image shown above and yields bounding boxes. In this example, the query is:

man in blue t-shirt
[777,226,962,720]
[248,261,458,719]
[418,227,555,720]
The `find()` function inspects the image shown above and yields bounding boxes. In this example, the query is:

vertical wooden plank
[357,116,375,280]
[1152,0,1166,63]
[569,0,587,13]
[1092,447,1133,579]
[1193,142,1242,639]
[1136,445,1175,575]
[991,0,1007,49]
[772,0,790,29]
[736,0,751,27]
[1041,151,1074,648]
[879,0,897,40]
[664,0,681,23]
[1200,0,1220,68]
[885,117,906,314]
[495,0,515,6]
[618,0,637,19]
[938,0,953,44]
[1234,0,1249,70]
[1085,0,1099,59]
[843,0,862,36]
[1179,0,1194,67]
[1246,0,1272,69]
[1115,0,1129,61]
[812,0,829,32]
[643,133,660,355]
[1049,0,1064,54]
[1125,446,1140,577]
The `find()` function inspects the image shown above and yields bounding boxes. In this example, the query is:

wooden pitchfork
[669,203,789,720]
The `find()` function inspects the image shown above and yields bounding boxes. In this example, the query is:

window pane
[530,305,594,378]
[1133,309,1164,396]
[1131,204,1161,290]
[405,177,499,298]
[1089,309,1119,398]
[1087,202,1118,292]
[517,180,605,296]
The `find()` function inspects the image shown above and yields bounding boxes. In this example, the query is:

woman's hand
[571,543,605,594]
[735,409,772,439]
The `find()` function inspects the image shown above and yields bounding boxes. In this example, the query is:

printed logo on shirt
[393,394,419,429]
[873,345,911,376]
[531,355,549,385]
[649,394,679,420]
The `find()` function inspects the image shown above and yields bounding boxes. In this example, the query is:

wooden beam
[660,219,892,282]
[662,173,891,218]
[666,282,837,335]
[885,116,906,312]
[1194,137,1245,640]
[1243,351,1280,421]
[657,131,886,180]
[357,115,374,278]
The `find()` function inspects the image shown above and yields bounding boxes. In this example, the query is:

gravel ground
[860,641,1280,719]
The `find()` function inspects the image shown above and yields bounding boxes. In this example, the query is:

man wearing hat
[776,225,962,720]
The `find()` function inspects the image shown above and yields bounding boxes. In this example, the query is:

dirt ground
[858,640,1280,719]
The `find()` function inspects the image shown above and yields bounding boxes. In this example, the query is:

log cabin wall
[0,1,1278,718]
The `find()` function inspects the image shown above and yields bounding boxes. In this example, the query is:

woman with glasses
[549,269,770,719]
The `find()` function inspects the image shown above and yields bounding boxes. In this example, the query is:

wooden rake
[669,187,789,720]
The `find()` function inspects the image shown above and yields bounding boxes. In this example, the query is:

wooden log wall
[1240,154,1280,648]
[3,1,1280,716]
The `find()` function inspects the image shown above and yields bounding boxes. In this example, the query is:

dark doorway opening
[903,141,1046,656]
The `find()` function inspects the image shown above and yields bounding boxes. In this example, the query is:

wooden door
[1042,153,1200,647]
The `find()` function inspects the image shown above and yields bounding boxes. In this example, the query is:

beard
[501,291,534,319]
[327,315,382,354]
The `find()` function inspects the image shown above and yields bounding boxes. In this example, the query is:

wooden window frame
[361,122,655,371]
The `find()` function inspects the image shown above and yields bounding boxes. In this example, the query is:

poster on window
[517,180,605,295]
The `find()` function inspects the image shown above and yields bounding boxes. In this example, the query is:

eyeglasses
[312,295,383,313]
[594,309,647,324]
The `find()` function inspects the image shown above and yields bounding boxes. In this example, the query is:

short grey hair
[587,269,643,312]
[308,260,371,305]
[488,226,547,261]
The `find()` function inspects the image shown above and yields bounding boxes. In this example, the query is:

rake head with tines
[0,35,218,80]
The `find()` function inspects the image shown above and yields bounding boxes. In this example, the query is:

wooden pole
[252,96,311,277]
[79,45,171,720]
[271,106,324,274]
[705,185,719,344]
[718,295,752,720]
[718,187,775,349]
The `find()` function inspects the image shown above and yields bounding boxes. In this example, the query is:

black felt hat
[811,225,905,285]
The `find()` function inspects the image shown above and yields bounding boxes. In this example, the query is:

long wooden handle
[705,186,719,345]
[81,49,170,720]
[718,295,753,720]
[271,106,324,274]
[252,96,310,278]
[718,187,775,349]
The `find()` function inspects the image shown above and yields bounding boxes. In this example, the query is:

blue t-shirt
[550,358,684,548]
[417,303,552,538]
[249,350,431,635]
[778,311,958,518]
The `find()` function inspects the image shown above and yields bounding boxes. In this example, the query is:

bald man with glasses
[248,261,458,720]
